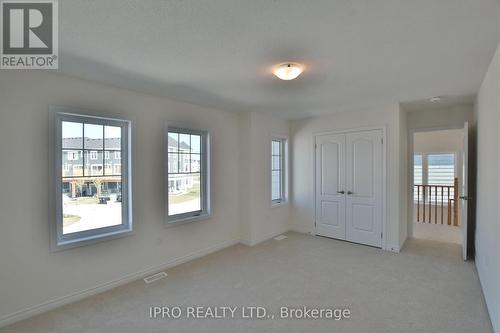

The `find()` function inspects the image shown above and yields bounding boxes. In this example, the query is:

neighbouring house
[62,137,122,198]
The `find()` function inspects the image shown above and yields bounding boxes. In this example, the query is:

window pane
[112,152,122,176]
[413,154,423,201]
[414,154,422,185]
[428,154,455,185]
[62,122,83,149]
[168,132,179,152]
[272,170,281,200]
[85,150,103,176]
[272,156,281,170]
[179,153,190,173]
[191,134,201,153]
[179,134,190,152]
[84,124,104,150]
[104,126,121,150]
[62,150,83,177]
[190,154,201,172]
[272,141,281,155]
[168,153,179,173]
[62,177,122,234]
[168,173,201,215]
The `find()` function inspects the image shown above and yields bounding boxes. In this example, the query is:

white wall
[0,71,242,325]
[406,105,473,130]
[475,43,500,332]
[414,129,464,155]
[290,104,404,252]
[239,112,290,245]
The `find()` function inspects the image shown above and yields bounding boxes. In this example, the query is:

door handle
[459,196,471,200]
[347,191,354,195]
[337,191,345,194]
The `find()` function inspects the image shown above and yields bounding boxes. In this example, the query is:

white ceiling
[59,0,500,119]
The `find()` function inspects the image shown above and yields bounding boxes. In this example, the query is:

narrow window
[53,111,132,250]
[428,153,456,203]
[413,154,423,202]
[271,138,286,204]
[166,128,210,224]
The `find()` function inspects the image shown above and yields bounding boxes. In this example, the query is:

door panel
[352,138,374,197]
[345,130,383,247]
[351,204,374,232]
[315,134,346,239]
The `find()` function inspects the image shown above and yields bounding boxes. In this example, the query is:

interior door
[345,130,383,248]
[460,122,469,260]
[315,134,346,240]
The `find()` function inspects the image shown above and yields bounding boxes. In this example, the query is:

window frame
[51,109,133,251]
[164,126,211,226]
[271,136,287,206]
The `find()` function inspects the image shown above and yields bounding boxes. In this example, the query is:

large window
[166,128,209,224]
[413,152,456,203]
[271,138,287,204]
[53,111,132,250]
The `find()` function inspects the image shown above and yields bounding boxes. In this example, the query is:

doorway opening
[411,129,465,245]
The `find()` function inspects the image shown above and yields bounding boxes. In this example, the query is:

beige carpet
[1,233,492,333]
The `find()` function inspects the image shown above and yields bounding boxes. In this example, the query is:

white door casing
[460,122,469,260]
[315,129,384,248]
[345,130,383,248]
[315,133,346,240]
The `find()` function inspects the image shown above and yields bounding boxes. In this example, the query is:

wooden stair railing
[414,177,458,226]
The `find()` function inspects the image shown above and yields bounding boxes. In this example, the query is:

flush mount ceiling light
[430,96,442,102]
[273,62,304,80]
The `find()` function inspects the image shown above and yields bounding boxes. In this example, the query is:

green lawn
[69,197,99,205]
[169,187,200,204]
[63,214,81,226]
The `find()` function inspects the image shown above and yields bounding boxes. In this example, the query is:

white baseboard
[240,229,287,247]
[289,223,313,234]
[385,243,401,253]
[0,238,240,328]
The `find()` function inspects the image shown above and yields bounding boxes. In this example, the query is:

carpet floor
[1,232,492,333]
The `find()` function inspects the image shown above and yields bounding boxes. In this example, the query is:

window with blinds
[428,154,455,185]
[414,153,456,204]
[413,154,423,201]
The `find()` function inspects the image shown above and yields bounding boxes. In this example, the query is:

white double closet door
[315,129,383,248]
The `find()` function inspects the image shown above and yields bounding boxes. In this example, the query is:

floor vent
[144,272,168,284]
[274,235,288,241]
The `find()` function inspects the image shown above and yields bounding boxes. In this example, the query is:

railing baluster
[434,186,437,224]
[448,187,451,225]
[441,186,444,224]
[423,186,426,223]
[413,184,457,226]
[417,185,420,222]
[428,185,432,223]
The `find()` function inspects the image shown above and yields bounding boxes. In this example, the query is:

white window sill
[166,213,212,227]
[51,228,134,252]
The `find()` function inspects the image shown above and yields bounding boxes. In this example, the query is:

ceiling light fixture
[273,62,304,80]
[430,96,442,102]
